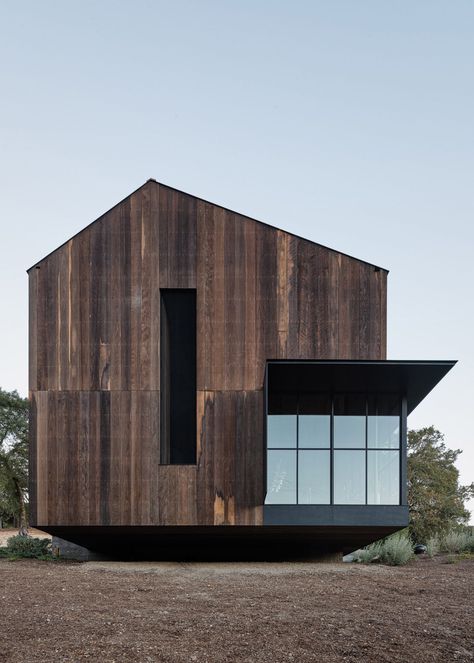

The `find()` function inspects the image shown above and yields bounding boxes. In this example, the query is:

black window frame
[265,392,404,506]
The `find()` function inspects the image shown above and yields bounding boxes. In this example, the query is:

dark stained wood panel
[29,179,388,529]
[255,225,279,385]
[196,202,226,390]
[157,466,197,525]
[28,391,37,525]
[158,186,197,289]
[34,391,160,526]
[197,390,264,527]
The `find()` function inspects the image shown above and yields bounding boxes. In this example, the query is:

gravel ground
[0,556,472,662]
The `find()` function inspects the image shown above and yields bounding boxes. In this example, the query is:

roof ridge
[26,179,389,273]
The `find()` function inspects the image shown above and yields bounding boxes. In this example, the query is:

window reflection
[266,450,296,504]
[368,416,399,448]
[368,395,400,449]
[298,451,330,503]
[299,415,330,448]
[334,451,366,504]
[267,415,297,449]
[334,394,366,448]
[368,450,399,504]
[334,416,366,448]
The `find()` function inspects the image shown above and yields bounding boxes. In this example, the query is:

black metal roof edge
[154,181,390,273]
[26,179,390,274]
[266,359,457,366]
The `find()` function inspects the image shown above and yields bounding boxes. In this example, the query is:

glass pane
[267,415,297,448]
[368,416,400,448]
[334,416,365,448]
[334,394,366,448]
[265,451,296,504]
[298,451,330,504]
[299,415,330,448]
[334,450,366,504]
[368,451,399,504]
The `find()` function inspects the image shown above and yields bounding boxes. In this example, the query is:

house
[27,179,455,559]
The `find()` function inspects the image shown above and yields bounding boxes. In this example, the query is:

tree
[408,426,473,543]
[0,389,29,531]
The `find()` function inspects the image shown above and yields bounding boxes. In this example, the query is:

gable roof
[27,179,389,273]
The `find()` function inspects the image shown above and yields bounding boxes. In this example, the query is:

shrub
[377,532,414,566]
[425,535,440,558]
[353,532,414,566]
[353,547,380,564]
[440,530,472,554]
[5,535,52,559]
[466,533,474,553]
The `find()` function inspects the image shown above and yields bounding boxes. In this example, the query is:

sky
[1,1,473,518]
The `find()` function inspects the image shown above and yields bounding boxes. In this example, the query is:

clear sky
[1,1,473,517]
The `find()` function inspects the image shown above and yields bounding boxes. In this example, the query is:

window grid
[266,393,401,506]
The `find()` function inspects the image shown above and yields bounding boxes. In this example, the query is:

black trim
[400,395,408,506]
[42,524,408,558]
[160,289,197,465]
[264,505,409,527]
[266,393,401,507]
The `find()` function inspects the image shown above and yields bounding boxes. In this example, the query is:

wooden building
[28,180,455,558]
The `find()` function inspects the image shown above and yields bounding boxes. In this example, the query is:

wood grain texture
[29,180,387,527]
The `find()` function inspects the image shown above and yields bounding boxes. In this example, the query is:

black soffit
[266,360,457,415]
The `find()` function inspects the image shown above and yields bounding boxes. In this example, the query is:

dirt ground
[0,555,472,663]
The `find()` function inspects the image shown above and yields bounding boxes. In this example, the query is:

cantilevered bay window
[265,393,401,506]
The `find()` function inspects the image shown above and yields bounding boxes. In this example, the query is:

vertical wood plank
[46,393,57,524]
[196,202,214,390]
[359,263,371,360]
[77,391,90,526]
[88,392,101,525]
[139,182,161,390]
[255,226,278,387]
[234,391,264,525]
[129,192,142,391]
[28,392,37,525]
[196,390,215,525]
[36,391,48,525]
[99,391,110,525]
[380,271,387,360]
[28,271,38,392]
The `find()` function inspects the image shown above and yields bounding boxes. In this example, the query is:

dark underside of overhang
[266,360,457,414]
[41,516,408,560]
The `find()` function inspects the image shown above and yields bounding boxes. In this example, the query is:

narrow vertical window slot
[160,289,196,464]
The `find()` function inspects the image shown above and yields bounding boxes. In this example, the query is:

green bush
[467,534,474,553]
[4,535,52,559]
[353,547,380,564]
[353,532,414,566]
[425,535,440,558]
[440,530,473,554]
[378,532,415,566]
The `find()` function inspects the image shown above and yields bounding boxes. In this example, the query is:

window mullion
[365,394,368,505]
[330,392,334,505]
[296,391,299,505]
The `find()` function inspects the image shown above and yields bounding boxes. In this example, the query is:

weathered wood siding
[29,180,387,527]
